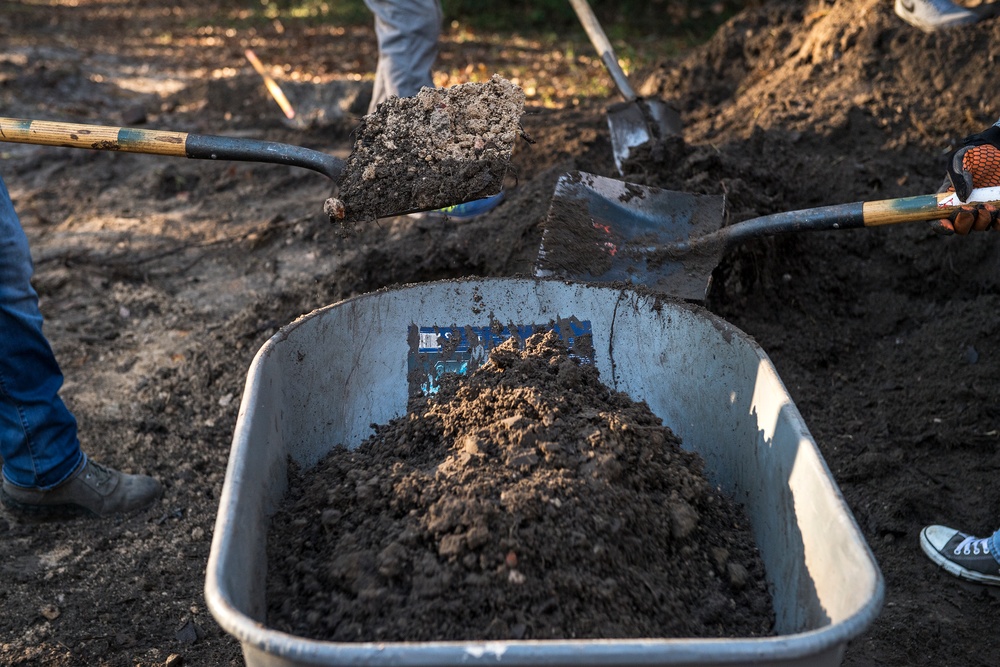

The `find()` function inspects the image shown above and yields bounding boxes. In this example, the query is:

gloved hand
[935,123,1000,235]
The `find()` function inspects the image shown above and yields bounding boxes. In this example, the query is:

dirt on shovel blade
[325,74,525,223]
[266,331,774,643]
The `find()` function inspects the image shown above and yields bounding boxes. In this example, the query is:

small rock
[459,434,482,456]
[515,430,537,448]
[377,541,407,577]
[508,451,538,468]
[507,569,526,585]
[175,619,203,645]
[500,415,525,429]
[438,533,465,558]
[321,509,343,528]
[538,441,561,455]
[465,524,490,549]
[670,500,700,540]
[727,562,749,590]
[711,547,729,571]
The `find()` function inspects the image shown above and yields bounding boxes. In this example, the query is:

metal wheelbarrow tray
[206,277,884,667]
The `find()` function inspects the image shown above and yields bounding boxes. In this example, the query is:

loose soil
[329,74,525,222]
[266,332,773,642]
[2,0,1000,665]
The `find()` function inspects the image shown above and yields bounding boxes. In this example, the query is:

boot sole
[0,487,98,519]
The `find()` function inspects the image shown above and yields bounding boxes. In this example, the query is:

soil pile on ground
[329,74,525,223]
[266,332,773,642]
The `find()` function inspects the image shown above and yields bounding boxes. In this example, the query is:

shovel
[569,0,681,175]
[245,49,298,124]
[535,171,1000,301]
[0,114,510,223]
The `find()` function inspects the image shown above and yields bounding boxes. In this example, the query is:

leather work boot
[1,458,162,519]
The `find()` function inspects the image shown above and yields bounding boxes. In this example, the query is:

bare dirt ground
[1,0,999,665]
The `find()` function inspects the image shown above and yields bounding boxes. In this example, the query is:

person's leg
[364,0,442,112]
[0,175,162,517]
[0,174,83,490]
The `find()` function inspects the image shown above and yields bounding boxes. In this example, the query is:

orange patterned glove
[936,124,1000,235]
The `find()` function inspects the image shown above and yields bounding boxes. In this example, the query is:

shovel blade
[535,171,726,301]
[607,99,682,175]
[644,98,682,138]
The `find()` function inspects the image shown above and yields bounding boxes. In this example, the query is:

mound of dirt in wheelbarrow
[327,74,525,223]
[266,332,773,642]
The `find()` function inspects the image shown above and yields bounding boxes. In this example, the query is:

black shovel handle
[0,117,344,182]
[675,192,1000,254]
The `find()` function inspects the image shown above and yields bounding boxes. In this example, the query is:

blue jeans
[0,174,83,489]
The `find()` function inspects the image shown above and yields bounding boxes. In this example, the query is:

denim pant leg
[0,174,83,489]
[364,0,442,113]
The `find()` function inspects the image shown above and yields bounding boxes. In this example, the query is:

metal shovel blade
[644,98,682,135]
[608,98,682,175]
[535,171,725,301]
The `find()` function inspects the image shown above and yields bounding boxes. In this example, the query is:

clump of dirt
[265,331,773,643]
[327,74,526,223]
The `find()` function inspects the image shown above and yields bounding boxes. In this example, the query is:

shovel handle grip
[860,190,1000,226]
[0,117,343,182]
[568,0,637,101]
[0,116,189,155]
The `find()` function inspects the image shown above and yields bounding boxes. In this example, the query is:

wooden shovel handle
[0,116,188,156]
[0,117,343,182]
[860,189,1000,225]
[245,49,296,120]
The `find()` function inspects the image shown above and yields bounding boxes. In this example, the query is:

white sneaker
[920,525,1000,586]
[894,0,978,32]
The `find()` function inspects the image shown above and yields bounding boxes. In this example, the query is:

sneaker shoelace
[954,535,991,557]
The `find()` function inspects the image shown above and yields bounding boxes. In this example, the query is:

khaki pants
[364,0,442,113]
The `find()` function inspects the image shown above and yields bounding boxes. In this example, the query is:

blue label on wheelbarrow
[407,317,593,396]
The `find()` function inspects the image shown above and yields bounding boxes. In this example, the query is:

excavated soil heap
[327,74,525,223]
[266,332,774,642]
